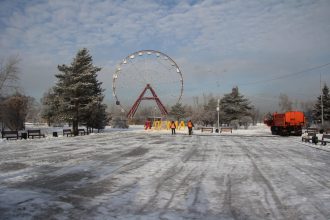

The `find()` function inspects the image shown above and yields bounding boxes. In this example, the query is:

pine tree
[52,48,107,135]
[220,87,252,125]
[86,103,108,132]
[313,84,330,122]
[41,88,59,126]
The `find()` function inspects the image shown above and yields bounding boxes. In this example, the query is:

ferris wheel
[112,50,183,118]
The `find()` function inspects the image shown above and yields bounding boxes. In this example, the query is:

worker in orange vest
[187,120,194,135]
[170,121,176,135]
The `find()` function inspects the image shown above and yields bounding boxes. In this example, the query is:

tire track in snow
[213,138,241,219]
[138,135,205,215]
[183,136,228,217]
[159,158,209,217]
[223,173,242,220]
[137,165,185,213]
[0,132,141,167]
[189,170,207,208]
[248,138,330,219]
[180,135,202,163]
[239,137,330,220]
[158,168,198,219]
[232,137,288,220]
[252,137,330,190]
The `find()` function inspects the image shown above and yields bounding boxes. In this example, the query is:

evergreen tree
[220,87,252,124]
[169,102,186,121]
[41,88,61,126]
[52,48,106,135]
[313,84,330,122]
[86,102,108,132]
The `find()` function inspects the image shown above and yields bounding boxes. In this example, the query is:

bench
[1,131,20,140]
[201,127,213,133]
[220,127,233,133]
[27,129,45,139]
[78,128,86,135]
[306,128,318,134]
[320,134,330,146]
[302,132,318,144]
[324,129,330,134]
[63,129,73,137]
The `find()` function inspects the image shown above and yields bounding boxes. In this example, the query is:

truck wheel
[271,126,277,135]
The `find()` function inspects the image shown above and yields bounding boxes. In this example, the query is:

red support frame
[127,84,168,119]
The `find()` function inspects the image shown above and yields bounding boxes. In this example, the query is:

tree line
[1,48,329,132]
[0,49,110,135]
[167,87,258,129]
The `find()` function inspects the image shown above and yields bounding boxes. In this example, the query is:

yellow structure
[166,121,171,130]
[149,120,186,130]
[153,120,162,130]
[178,121,185,130]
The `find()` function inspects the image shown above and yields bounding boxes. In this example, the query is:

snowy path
[0,131,330,219]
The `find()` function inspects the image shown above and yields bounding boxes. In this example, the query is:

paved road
[0,132,330,219]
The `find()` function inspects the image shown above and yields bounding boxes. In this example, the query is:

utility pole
[320,74,324,126]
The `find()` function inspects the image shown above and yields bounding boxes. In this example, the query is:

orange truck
[264,111,305,136]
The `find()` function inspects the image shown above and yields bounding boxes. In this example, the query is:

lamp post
[217,99,220,133]
[320,74,324,126]
[153,106,157,124]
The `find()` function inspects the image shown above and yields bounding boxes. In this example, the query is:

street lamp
[320,74,324,126]
[153,106,157,124]
[217,99,220,133]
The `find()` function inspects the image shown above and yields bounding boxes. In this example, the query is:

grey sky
[1,0,330,111]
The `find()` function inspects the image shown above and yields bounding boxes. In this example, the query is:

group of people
[170,120,194,135]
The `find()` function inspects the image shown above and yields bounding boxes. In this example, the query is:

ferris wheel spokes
[112,50,183,118]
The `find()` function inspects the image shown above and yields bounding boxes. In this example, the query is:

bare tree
[193,96,199,107]
[278,93,292,112]
[300,100,315,113]
[250,106,261,125]
[1,94,28,130]
[26,96,42,124]
[0,56,20,96]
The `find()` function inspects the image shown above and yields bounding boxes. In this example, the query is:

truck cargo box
[273,111,305,127]
[265,111,305,136]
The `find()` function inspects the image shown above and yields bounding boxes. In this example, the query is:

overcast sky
[1,0,330,111]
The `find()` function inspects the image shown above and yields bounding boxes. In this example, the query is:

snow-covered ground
[1,124,330,219]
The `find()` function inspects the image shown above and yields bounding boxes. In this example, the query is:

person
[170,121,176,135]
[187,120,194,135]
[144,120,151,130]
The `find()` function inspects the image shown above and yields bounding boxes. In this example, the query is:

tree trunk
[73,102,79,136]
[72,120,78,136]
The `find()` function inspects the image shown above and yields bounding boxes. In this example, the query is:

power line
[238,62,330,86]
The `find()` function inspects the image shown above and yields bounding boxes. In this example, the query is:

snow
[1,124,330,219]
